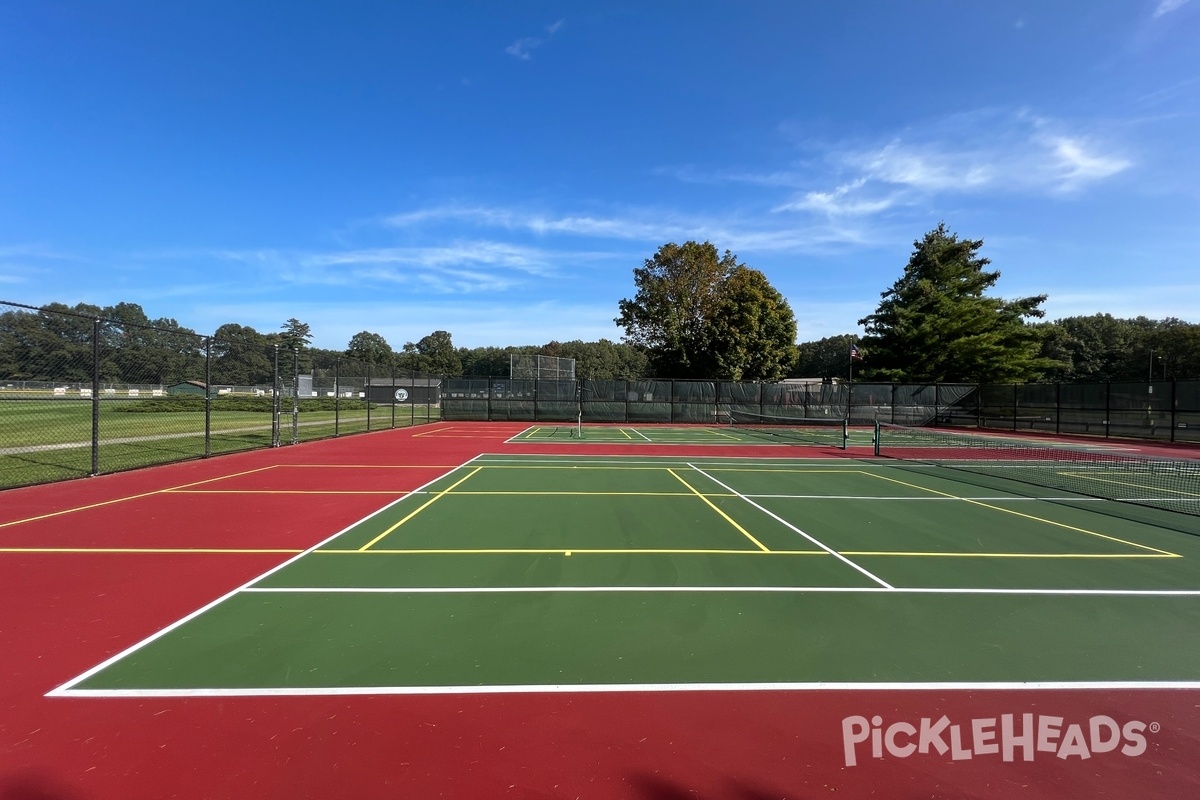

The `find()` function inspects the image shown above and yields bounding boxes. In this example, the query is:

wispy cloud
[505,19,565,61]
[210,242,567,292]
[191,299,621,349]
[768,110,1133,222]
[1153,0,1190,18]
[1040,283,1200,321]
[383,203,883,255]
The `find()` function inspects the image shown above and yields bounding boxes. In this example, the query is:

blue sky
[1,1,1197,351]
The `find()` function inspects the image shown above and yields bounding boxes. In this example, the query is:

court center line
[632,428,652,441]
[684,463,894,589]
[666,470,769,552]
[357,467,482,551]
[862,471,1181,557]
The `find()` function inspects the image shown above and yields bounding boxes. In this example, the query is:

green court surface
[507,422,864,448]
[53,454,1200,695]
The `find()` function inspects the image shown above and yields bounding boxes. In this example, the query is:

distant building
[167,381,210,397]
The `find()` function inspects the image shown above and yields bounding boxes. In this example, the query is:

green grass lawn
[0,399,440,489]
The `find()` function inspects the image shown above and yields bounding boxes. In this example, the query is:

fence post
[1170,380,1177,443]
[334,357,341,436]
[1105,382,1111,438]
[1012,384,1018,431]
[291,347,299,445]
[366,362,373,430]
[271,345,280,447]
[204,337,212,458]
[91,318,101,476]
[1055,382,1061,436]
[390,366,397,429]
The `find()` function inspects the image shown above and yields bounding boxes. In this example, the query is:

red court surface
[2,423,1199,799]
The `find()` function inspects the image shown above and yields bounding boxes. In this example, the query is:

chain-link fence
[952,380,1200,443]
[4,300,1198,492]
[0,301,440,489]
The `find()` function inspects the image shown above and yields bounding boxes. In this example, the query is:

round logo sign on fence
[394,388,409,402]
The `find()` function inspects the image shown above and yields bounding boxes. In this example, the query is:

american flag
[850,344,862,360]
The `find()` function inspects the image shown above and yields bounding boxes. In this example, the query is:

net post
[841,418,849,450]
[873,420,881,456]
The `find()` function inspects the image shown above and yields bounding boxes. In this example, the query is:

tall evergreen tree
[858,223,1053,383]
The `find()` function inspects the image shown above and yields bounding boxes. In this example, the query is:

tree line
[3,224,1197,386]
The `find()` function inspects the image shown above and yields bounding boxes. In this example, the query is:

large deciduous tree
[398,330,462,376]
[615,241,797,380]
[345,331,395,366]
[707,266,797,381]
[858,223,1053,383]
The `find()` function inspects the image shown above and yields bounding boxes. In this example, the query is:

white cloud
[775,111,1133,219]
[1046,136,1132,188]
[1153,0,1190,18]
[190,299,622,350]
[208,242,568,293]
[505,19,566,60]
[775,178,901,216]
[1037,284,1200,322]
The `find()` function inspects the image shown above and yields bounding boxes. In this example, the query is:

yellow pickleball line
[357,467,482,551]
[667,469,770,552]
[0,464,280,529]
[863,472,1180,557]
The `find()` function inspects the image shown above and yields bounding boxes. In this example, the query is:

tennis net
[874,422,1200,517]
[728,409,848,449]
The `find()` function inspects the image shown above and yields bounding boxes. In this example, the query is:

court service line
[0,464,280,529]
[314,548,822,555]
[862,472,1181,557]
[357,467,482,551]
[685,463,894,589]
[45,455,487,698]
[631,428,653,441]
[309,548,1168,558]
[240,586,1200,597]
[666,470,769,552]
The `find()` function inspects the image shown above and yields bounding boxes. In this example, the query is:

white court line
[52,680,1200,698]
[44,455,487,698]
[686,463,894,589]
[239,585,1200,596]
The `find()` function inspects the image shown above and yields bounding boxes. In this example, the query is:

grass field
[0,398,438,488]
